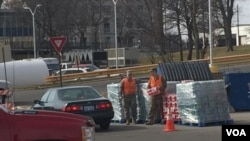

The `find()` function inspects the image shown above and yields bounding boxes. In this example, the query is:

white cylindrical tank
[0,59,49,88]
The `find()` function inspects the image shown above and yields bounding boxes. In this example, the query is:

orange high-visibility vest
[122,78,136,95]
[148,75,162,88]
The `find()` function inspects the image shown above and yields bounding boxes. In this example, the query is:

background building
[1,0,147,62]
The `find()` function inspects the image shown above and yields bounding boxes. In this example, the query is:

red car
[0,105,95,141]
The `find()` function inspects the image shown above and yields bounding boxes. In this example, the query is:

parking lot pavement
[95,122,222,141]
[95,112,250,141]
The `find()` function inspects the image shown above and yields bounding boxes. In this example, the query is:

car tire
[99,121,110,130]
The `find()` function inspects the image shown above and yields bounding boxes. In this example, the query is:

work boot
[132,119,137,124]
[145,120,153,125]
[154,119,162,124]
[126,120,130,125]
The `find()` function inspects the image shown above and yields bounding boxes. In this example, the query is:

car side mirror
[33,100,45,106]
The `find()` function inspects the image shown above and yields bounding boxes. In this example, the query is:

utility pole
[208,0,213,66]
[112,0,118,69]
[237,4,240,46]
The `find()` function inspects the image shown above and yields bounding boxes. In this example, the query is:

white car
[72,64,102,71]
[55,68,90,75]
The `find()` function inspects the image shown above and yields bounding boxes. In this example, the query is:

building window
[104,18,110,33]
[126,18,133,28]
[103,5,112,15]
[105,36,111,48]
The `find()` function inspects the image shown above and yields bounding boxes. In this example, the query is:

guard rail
[45,64,157,84]
[45,54,250,84]
[199,54,250,65]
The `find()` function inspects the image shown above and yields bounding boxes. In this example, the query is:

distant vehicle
[55,68,90,76]
[32,86,114,130]
[0,105,95,141]
[92,51,108,68]
[38,57,60,75]
[72,64,101,71]
[105,47,139,68]
[72,63,120,78]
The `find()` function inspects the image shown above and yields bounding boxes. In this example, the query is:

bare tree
[171,0,184,61]
[165,0,210,60]
[215,0,235,52]
[123,0,170,63]
[87,0,110,51]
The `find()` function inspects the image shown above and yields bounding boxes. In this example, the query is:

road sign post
[50,36,67,87]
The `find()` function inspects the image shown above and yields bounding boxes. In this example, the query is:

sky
[232,0,250,25]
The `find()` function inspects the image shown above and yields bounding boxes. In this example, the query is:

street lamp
[112,0,118,69]
[208,0,218,73]
[23,4,42,58]
[208,0,213,66]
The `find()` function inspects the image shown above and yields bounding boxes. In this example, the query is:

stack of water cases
[176,80,232,125]
[162,81,181,122]
[107,83,149,123]
[137,81,182,123]
[136,83,148,123]
[107,83,125,122]
[158,61,213,81]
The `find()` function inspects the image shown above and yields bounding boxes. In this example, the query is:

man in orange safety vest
[145,68,167,125]
[120,70,138,125]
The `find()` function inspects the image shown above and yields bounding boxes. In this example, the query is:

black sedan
[31,86,114,130]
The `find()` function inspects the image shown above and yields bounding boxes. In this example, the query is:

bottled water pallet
[180,119,234,127]
[111,119,126,124]
[111,119,147,124]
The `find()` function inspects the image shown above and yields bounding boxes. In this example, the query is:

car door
[41,90,57,110]
[32,91,50,110]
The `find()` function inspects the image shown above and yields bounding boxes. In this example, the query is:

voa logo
[226,129,246,136]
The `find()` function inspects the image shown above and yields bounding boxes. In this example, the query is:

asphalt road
[94,112,250,141]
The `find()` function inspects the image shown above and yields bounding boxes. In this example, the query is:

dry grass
[139,45,250,64]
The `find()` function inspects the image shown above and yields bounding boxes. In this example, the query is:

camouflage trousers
[147,95,163,123]
[122,94,137,121]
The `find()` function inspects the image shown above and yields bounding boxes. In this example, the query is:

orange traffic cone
[163,107,176,132]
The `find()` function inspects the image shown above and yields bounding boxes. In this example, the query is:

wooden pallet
[180,119,234,127]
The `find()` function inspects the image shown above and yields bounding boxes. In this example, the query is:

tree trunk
[176,4,183,61]
[192,0,200,59]
[217,0,235,52]
[187,29,193,60]
[224,21,234,51]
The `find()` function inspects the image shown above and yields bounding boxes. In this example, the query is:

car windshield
[58,87,102,101]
